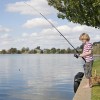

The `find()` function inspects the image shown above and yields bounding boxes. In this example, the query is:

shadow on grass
[92,84,100,88]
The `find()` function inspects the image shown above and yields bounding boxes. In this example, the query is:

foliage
[0,49,7,54]
[35,46,40,50]
[33,49,37,54]
[51,48,56,53]
[93,42,100,54]
[8,48,18,54]
[0,42,100,54]
[0,47,75,54]
[47,0,100,28]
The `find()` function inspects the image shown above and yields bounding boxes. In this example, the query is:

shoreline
[73,59,100,100]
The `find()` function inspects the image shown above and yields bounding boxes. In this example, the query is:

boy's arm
[80,50,92,57]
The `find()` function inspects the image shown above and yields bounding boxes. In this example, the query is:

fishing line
[24,2,86,62]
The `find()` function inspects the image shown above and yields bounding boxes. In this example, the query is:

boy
[75,33,94,88]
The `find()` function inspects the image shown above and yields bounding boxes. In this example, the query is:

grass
[92,59,100,100]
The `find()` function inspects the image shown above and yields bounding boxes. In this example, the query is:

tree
[36,46,40,50]
[67,47,71,53]
[40,50,44,54]
[46,49,50,54]
[8,48,18,54]
[21,47,26,53]
[60,49,66,54]
[51,48,56,53]
[93,41,100,54]
[1,49,7,54]
[17,50,21,54]
[33,49,37,54]
[47,0,100,28]
[56,48,61,53]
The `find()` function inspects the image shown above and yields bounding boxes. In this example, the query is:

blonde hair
[79,33,90,41]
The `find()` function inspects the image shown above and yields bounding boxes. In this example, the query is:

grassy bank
[92,59,100,100]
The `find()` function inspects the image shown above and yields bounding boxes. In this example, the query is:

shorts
[83,60,93,79]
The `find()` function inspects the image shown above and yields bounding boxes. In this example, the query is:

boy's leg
[88,61,93,87]
[83,62,92,88]
[83,78,92,88]
[89,77,92,87]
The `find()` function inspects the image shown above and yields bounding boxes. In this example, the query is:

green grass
[92,60,100,100]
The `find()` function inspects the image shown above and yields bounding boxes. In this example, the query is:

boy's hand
[74,53,80,58]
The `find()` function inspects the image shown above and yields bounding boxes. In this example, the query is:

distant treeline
[0,42,100,54]
[93,41,100,54]
[0,46,77,54]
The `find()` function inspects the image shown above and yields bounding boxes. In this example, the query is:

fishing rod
[24,2,86,62]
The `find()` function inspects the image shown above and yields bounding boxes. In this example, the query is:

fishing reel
[74,53,80,58]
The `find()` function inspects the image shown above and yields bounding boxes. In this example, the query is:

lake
[0,54,84,100]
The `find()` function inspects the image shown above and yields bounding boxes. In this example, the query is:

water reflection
[0,54,83,100]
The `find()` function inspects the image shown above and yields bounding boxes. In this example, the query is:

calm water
[0,54,84,100]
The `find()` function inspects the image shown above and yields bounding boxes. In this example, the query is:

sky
[0,0,100,50]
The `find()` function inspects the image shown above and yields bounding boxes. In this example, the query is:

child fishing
[75,33,94,88]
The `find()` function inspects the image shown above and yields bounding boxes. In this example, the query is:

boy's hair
[79,33,90,41]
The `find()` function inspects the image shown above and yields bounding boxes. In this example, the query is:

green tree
[21,47,26,53]
[56,48,61,53]
[46,49,51,54]
[40,50,43,54]
[47,0,100,28]
[67,47,71,53]
[60,49,67,54]
[8,48,18,54]
[33,49,37,54]
[93,42,100,54]
[1,49,7,54]
[51,48,56,53]
[36,46,40,50]
[17,50,21,54]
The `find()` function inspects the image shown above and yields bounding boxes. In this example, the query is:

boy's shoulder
[86,42,92,46]
[85,42,93,48]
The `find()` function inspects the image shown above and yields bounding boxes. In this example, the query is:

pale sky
[0,0,100,50]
